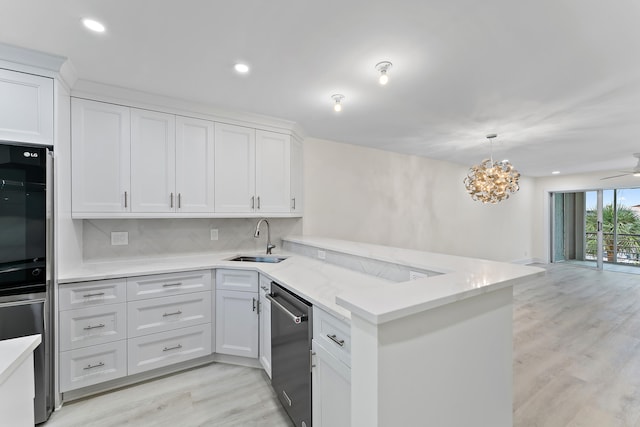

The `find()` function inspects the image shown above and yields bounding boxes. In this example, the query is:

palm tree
[586,204,640,262]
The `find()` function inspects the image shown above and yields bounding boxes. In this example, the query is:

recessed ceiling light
[552,171,561,175]
[234,63,250,74]
[82,18,105,33]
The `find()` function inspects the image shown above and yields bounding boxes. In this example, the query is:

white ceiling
[2,0,640,177]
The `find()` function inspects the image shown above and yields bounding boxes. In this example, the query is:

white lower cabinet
[59,340,127,392]
[59,304,127,351]
[215,289,259,358]
[127,291,212,337]
[258,275,272,378]
[128,323,212,375]
[312,307,352,427]
[215,269,259,358]
[59,270,213,394]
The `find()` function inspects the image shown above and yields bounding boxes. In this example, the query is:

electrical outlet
[111,231,128,246]
[409,270,427,281]
[317,250,326,260]
[210,229,219,241]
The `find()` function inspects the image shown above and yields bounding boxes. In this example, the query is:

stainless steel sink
[228,255,288,263]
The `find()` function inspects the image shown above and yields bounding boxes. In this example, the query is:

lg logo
[23,151,39,158]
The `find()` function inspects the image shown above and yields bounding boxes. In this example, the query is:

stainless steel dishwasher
[267,282,313,427]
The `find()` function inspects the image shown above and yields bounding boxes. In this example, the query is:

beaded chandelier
[463,134,520,204]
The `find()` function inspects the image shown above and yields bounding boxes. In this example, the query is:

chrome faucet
[254,218,276,254]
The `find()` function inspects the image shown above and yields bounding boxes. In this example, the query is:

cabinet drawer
[59,279,127,311]
[313,307,351,367]
[128,323,212,375]
[216,269,258,292]
[60,304,127,351]
[128,291,212,337]
[127,270,212,300]
[60,340,127,392]
[259,274,271,296]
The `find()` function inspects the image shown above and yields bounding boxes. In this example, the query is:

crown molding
[71,79,305,137]
[0,42,66,77]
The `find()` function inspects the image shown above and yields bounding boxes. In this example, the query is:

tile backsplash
[82,218,302,262]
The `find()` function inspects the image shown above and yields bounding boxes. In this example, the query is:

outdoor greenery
[586,204,640,262]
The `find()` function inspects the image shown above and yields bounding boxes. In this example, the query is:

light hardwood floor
[44,363,292,427]
[514,263,640,426]
[45,263,640,426]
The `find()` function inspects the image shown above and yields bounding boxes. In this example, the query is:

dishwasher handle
[266,293,307,324]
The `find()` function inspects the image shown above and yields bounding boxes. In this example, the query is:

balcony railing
[585,232,640,265]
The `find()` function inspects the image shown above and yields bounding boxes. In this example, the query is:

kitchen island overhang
[328,244,544,427]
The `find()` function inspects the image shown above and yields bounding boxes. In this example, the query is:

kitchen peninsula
[58,236,543,427]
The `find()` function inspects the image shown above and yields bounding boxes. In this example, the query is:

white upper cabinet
[71,98,131,214]
[130,109,176,213]
[71,98,301,218]
[214,123,256,213]
[0,69,54,145]
[175,116,215,213]
[256,130,291,213]
[215,123,301,215]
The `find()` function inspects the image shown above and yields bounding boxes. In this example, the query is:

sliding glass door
[553,188,640,270]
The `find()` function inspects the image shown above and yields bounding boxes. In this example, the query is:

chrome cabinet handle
[162,310,182,317]
[257,196,261,209]
[83,292,105,298]
[83,323,105,330]
[310,350,316,371]
[83,362,104,370]
[163,344,182,352]
[252,297,257,312]
[124,191,128,208]
[327,334,345,347]
[170,192,174,208]
[163,282,182,287]
[178,193,181,209]
[251,196,255,209]
[292,198,296,210]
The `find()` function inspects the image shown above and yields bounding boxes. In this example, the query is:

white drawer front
[313,307,351,367]
[60,304,127,351]
[60,340,127,392]
[128,323,212,375]
[59,279,127,311]
[127,270,212,300]
[259,274,271,296]
[216,269,259,292]
[127,291,212,338]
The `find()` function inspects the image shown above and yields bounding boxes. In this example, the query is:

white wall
[302,138,537,263]
[54,79,84,274]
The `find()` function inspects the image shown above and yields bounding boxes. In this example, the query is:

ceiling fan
[601,153,640,180]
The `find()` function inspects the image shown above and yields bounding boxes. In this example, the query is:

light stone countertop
[58,250,392,321]
[284,236,545,324]
[0,334,41,385]
[58,236,544,324]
